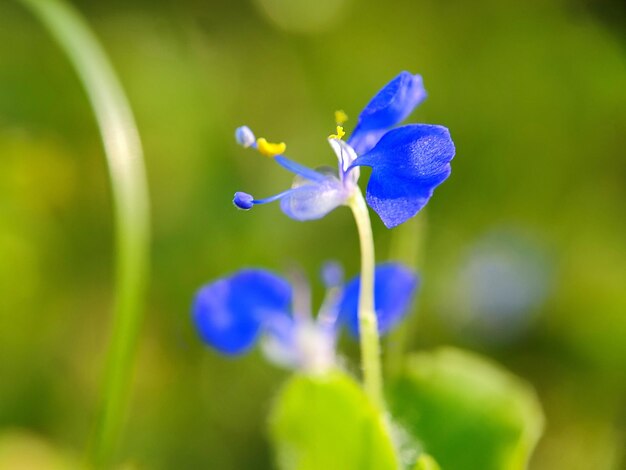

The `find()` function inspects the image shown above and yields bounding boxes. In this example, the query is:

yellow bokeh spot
[256,138,286,157]
[329,126,346,140]
[334,110,348,125]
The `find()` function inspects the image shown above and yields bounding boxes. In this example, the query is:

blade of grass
[19,0,150,466]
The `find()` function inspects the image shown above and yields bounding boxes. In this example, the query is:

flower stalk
[348,188,384,409]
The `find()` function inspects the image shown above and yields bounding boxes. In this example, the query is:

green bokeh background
[0,0,624,468]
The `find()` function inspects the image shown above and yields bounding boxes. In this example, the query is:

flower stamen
[329,126,345,140]
[335,109,348,125]
[257,138,286,157]
[235,126,256,148]
[329,110,348,140]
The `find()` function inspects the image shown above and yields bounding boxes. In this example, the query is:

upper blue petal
[338,263,419,336]
[350,124,455,228]
[279,176,348,221]
[192,269,292,355]
[348,72,427,155]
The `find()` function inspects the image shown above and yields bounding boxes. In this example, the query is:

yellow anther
[329,125,346,140]
[335,110,348,125]
[256,138,286,157]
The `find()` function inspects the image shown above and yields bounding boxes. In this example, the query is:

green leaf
[0,430,84,469]
[414,453,441,470]
[269,370,398,470]
[389,347,544,470]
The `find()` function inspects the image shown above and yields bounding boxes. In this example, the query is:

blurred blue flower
[192,263,418,372]
[442,229,552,344]
[233,71,455,228]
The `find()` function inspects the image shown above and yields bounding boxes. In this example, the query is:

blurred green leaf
[389,348,543,470]
[269,370,398,470]
[0,431,83,470]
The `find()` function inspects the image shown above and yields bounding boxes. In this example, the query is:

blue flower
[233,71,455,228]
[192,263,419,372]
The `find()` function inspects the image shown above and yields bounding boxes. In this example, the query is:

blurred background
[0,0,625,468]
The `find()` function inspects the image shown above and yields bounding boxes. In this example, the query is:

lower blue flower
[192,263,419,371]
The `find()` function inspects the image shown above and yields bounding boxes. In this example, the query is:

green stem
[348,188,383,409]
[19,0,150,466]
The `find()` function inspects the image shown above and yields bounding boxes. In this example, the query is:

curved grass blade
[19,0,150,466]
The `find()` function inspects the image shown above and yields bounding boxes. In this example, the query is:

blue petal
[338,263,419,336]
[192,269,292,355]
[280,176,349,221]
[349,72,427,155]
[350,124,455,228]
